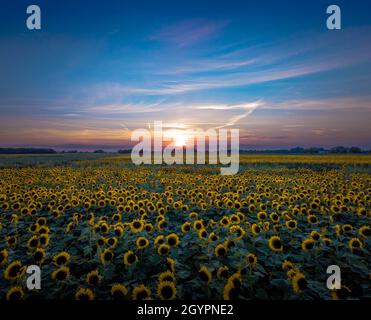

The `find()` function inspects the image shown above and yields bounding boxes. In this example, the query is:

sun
[173,132,187,147]
[166,130,188,147]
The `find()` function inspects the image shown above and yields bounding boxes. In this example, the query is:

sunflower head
[100,248,114,264]
[223,281,240,300]
[111,284,128,300]
[53,251,70,266]
[136,236,150,250]
[130,219,144,233]
[292,272,307,293]
[166,233,180,247]
[301,238,315,251]
[123,250,137,266]
[87,270,101,286]
[157,244,170,256]
[286,220,297,230]
[157,281,176,300]
[0,249,9,267]
[268,236,283,252]
[282,260,295,270]
[359,226,371,239]
[217,266,229,279]
[75,287,94,300]
[181,222,191,233]
[52,266,70,282]
[246,253,257,266]
[6,286,24,300]
[159,270,176,283]
[349,238,363,251]
[199,266,212,284]
[214,244,227,257]
[165,257,176,273]
[132,284,151,300]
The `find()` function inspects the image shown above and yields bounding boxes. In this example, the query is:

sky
[0,0,371,151]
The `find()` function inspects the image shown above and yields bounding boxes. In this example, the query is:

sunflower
[342,224,353,233]
[100,248,114,264]
[154,235,165,246]
[4,260,24,280]
[322,237,332,246]
[223,281,240,300]
[130,219,144,233]
[348,238,363,251]
[123,250,137,266]
[75,287,94,300]
[114,226,124,237]
[97,237,106,247]
[87,270,101,286]
[157,244,170,256]
[189,212,198,219]
[27,236,39,250]
[301,238,315,251]
[331,285,352,300]
[310,231,321,241]
[181,222,191,233]
[292,272,307,293]
[6,236,17,247]
[166,233,180,247]
[0,248,9,267]
[136,236,149,250]
[107,237,118,248]
[268,236,283,252]
[52,266,70,282]
[209,232,219,242]
[214,244,227,257]
[251,224,261,235]
[6,286,24,300]
[53,251,70,266]
[230,225,245,240]
[157,220,168,230]
[358,226,371,239]
[286,220,297,230]
[111,284,128,300]
[282,260,295,270]
[199,266,212,284]
[307,215,318,224]
[39,234,50,247]
[228,272,242,288]
[246,253,257,266]
[33,248,46,264]
[217,266,229,279]
[257,211,267,220]
[193,220,204,230]
[165,257,176,273]
[198,228,207,239]
[159,270,176,283]
[219,216,230,227]
[157,281,176,300]
[132,284,151,300]
[287,268,298,280]
[224,239,235,250]
[37,217,47,226]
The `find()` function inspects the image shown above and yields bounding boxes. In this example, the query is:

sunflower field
[0,154,370,300]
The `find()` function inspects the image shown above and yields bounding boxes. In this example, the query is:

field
[0,154,370,300]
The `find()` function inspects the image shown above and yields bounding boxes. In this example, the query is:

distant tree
[290,147,305,154]
[349,146,361,154]
[329,146,348,154]
[0,148,56,154]
[118,149,131,154]
[93,150,105,153]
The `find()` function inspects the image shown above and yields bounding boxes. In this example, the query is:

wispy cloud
[264,97,371,111]
[149,19,227,47]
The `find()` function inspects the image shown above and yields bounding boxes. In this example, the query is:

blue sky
[0,0,371,150]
